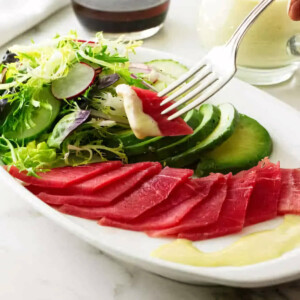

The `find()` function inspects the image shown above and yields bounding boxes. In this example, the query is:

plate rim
[2,47,300,288]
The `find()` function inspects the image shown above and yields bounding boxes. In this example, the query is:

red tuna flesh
[63,162,154,194]
[278,168,300,215]
[148,173,229,237]
[179,170,256,241]
[8,161,122,188]
[58,167,193,220]
[132,87,193,136]
[99,173,221,231]
[35,163,161,207]
[244,159,281,226]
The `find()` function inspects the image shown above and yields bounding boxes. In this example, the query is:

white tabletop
[1,1,300,299]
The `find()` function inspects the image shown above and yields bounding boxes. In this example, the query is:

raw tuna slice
[148,173,229,237]
[244,159,281,226]
[35,163,161,207]
[278,168,300,215]
[179,170,256,241]
[7,161,122,188]
[99,173,221,231]
[116,84,193,139]
[58,167,193,220]
[65,162,154,194]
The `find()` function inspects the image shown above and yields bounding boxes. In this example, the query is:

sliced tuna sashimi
[7,161,122,188]
[244,159,281,226]
[132,86,194,137]
[58,167,193,220]
[278,168,300,215]
[35,163,161,207]
[138,176,211,217]
[148,173,229,237]
[179,170,256,241]
[27,162,154,194]
[66,162,154,194]
[99,173,221,231]
[116,84,193,139]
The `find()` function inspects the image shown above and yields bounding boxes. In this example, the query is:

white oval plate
[1,48,300,288]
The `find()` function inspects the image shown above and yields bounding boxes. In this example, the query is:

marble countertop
[1,1,300,299]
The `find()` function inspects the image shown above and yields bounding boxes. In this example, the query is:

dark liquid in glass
[71,0,170,33]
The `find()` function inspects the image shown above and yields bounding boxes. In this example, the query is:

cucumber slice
[156,104,221,160]
[163,103,239,168]
[152,73,177,92]
[115,129,146,147]
[145,59,188,92]
[124,109,201,157]
[3,87,61,142]
[145,59,188,78]
[196,115,273,176]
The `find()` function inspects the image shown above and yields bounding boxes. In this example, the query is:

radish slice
[51,62,96,100]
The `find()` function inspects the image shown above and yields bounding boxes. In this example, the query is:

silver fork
[160,0,274,120]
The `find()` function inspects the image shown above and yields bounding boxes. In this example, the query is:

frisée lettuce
[0,31,192,176]
[0,32,144,174]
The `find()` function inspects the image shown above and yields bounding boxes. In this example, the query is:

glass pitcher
[198,0,300,85]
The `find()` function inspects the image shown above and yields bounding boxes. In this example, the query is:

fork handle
[226,0,274,50]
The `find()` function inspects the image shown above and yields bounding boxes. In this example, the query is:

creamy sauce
[152,215,300,267]
[198,0,299,68]
[116,84,161,139]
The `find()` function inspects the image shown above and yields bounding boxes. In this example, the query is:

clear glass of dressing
[198,0,300,85]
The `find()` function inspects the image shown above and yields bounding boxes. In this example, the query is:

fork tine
[161,74,217,115]
[160,66,212,106]
[157,58,208,97]
[167,79,229,120]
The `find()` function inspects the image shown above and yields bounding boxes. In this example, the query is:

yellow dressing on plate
[152,215,300,267]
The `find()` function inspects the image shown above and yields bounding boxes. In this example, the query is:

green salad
[0,32,150,174]
[0,32,273,177]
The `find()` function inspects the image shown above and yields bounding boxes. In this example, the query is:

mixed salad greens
[0,31,273,177]
[0,32,150,175]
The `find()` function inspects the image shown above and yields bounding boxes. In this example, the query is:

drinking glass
[71,0,170,40]
[198,0,300,85]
